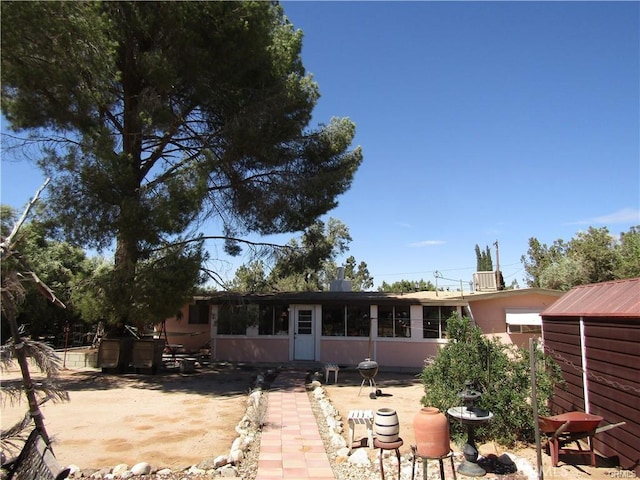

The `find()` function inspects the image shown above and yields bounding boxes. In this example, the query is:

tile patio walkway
[255,370,335,480]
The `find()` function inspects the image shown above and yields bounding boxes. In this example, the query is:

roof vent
[330,267,352,292]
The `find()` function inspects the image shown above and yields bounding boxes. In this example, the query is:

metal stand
[374,437,403,480]
[411,446,456,480]
[458,423,486,477]
[358,375,379,398]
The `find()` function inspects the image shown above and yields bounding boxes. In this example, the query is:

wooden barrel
[375,408,400,443]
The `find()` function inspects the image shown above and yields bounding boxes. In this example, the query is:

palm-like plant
[1,181,69,461]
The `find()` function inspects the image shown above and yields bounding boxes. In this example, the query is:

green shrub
[420,314,563,447]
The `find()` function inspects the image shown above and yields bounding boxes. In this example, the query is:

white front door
[293,306,315,360]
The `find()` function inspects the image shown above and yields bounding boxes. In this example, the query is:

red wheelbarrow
[538,411,626,467]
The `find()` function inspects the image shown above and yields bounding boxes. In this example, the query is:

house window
[422,306,456,338]
[322,305,344,336]
[188,300,210,325]
[258,305,289,335]
[322,304,370,336]
[217,303,258,335]
[347,306,370,337]
[507,324,542,334]
[506,309,542,334]
[377,305,411,338]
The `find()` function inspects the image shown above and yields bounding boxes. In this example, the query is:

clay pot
[413,407,450,457]
[374,408,399,443]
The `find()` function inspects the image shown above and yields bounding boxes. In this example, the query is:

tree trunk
[1,287,51,444]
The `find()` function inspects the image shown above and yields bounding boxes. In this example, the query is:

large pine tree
[1,2,362,326]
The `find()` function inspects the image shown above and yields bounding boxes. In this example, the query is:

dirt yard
[1,362,258,470]
[1,362,631,479]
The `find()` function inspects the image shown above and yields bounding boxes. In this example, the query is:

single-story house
[541,277,640,475]
[158,285,563,370]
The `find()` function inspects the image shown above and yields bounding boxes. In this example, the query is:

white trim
[505,309,542,326]
[580,316,590,414]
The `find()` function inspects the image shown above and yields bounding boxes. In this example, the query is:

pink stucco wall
[319,338,370,365]
[375,340,443,370]
[467,292,560,349]
[214,337,290,363]
[157,305,211,353]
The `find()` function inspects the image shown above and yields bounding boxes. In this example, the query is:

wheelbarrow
[538,411,626,467]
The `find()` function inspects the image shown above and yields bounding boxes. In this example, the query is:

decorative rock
[330,432,347,448]
[248,390,262,408]
[90,468,111,479]
[66,464,81,476]
[230,448,244,464]
[231,436,243,451]
[498,453,516,466]
[515,457,536,480]
[219,464,239,477]
[130,462,151,475]
[347,448,371,467]
[154,468,173,476]
[336,446,350,458]
[187,465,206,475]
[212,454,229,468]
[112,464,128,476]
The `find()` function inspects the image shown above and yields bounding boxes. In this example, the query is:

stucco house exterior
[158,286,563,370]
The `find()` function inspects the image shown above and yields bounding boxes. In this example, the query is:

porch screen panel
[259,304,289,335]
[422,306,455,338]
[189,300,210,324]
[346,305,369,337]
[217,303,258,335]
[378,305,411,338]
[322,304,345,336]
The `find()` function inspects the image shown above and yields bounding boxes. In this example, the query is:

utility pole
[494,240,500,289]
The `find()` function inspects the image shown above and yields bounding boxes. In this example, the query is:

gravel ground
[127,371,527,480]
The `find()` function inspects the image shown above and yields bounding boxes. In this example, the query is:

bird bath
[447,381,493,477]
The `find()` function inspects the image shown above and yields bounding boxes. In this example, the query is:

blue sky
[2,1,639,290]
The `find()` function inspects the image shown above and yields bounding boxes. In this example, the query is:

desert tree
[1,1,362,328]
[229,218,373,292]
[521,226,640,289]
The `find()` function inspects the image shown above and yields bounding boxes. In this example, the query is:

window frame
[258,304,289,336]
[216,302,258,335]
[422,305,456,339]
[322,304,370,337]
[188,300,210,325]
[377,305,411,338]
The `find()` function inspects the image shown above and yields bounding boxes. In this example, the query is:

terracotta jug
[413,407,450,457]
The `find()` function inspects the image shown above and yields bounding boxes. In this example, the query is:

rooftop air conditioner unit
[473,271,498,292]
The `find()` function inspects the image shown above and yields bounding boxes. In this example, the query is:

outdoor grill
[357,357,381,399]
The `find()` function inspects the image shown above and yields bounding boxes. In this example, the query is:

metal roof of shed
[541,277,640,318]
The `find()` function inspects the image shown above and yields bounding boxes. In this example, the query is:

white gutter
[579,316,590,413]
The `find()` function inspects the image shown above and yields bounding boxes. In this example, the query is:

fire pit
[357,358,382,399]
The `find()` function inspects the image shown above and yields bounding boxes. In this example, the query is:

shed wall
[584,318,640,474]
[542,318,585,413]
[543,315,640,475]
